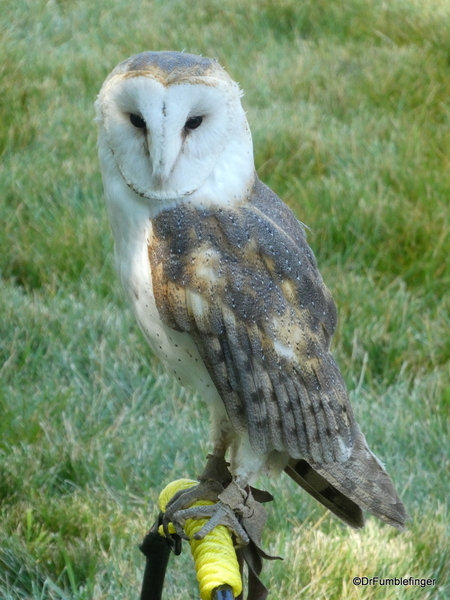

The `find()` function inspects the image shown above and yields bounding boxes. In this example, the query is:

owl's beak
[147,125,180,191]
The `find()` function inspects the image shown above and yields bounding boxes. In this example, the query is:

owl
[95,51,408,544]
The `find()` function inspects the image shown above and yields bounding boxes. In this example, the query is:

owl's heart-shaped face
[96,51,254,203]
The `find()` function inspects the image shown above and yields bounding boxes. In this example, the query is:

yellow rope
[158,479,242,600]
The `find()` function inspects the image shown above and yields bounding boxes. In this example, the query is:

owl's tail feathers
[284,458,365,529]
[284,428,409,531]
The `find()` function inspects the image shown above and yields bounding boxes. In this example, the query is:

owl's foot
[165,484,250,546]
[162,453,241,542]
[162,454,272,549]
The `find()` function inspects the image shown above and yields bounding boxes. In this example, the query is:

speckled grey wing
[149,177,356,464]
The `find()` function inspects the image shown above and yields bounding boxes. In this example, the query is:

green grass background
[1,0,449,598]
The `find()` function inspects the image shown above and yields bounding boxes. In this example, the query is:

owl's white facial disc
[96,52,252,202]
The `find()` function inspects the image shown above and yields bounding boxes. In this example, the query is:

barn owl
[95,51,408,545]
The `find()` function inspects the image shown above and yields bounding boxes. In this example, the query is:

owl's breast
[116,219,221,405]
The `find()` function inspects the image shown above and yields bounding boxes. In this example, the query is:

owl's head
[96,51,254,204]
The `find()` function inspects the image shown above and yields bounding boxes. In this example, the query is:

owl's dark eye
[130,113,146,129]
[185,116,203,130]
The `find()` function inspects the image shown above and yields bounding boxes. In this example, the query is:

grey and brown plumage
[96,51,408,536]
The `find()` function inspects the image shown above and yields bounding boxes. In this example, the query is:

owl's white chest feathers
[111,198,218,401]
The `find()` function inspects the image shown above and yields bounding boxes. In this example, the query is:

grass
[1,0,449,598]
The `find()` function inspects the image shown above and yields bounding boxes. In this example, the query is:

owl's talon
[171,519,191,541]
[162,506,188,542]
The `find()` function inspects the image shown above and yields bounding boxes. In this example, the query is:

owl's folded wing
[149,177,357,465]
